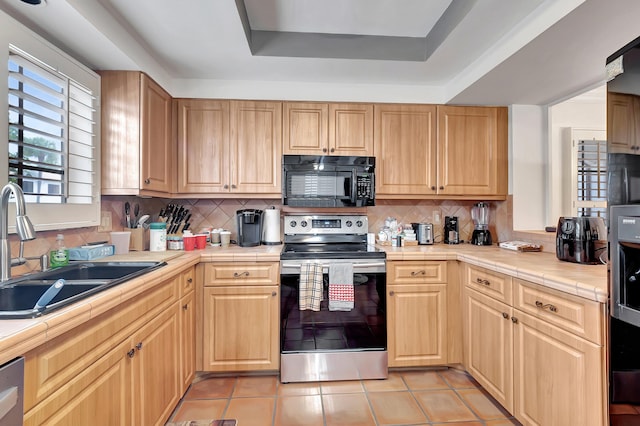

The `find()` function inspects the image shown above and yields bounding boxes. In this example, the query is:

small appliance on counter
[471,202,493,246]
[555,216,606,264]
[412,222,434,245]
[262,206,281,245]
[236,209,263,247]
[444,216,459,244]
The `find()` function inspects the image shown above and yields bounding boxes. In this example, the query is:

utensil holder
[130,228,149,251]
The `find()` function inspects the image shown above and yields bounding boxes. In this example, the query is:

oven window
[286,172,352,198]
[280,272,386,352]
[621,243,640,310]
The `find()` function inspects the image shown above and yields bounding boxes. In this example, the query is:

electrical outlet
[433,210,442,225]
[98,211,112,232]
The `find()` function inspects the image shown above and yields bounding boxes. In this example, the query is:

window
[571,129,607,219]
[1,12,101,231]
[8,47,95,205]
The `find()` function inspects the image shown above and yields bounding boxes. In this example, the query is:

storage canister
[149,222,167,252]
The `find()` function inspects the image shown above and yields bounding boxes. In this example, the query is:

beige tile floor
[167,368,522,426]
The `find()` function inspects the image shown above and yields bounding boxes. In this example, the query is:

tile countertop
[0,242,608,365]
[380,244,608,303]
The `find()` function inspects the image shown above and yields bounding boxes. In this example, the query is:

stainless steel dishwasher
[0,357,23,426]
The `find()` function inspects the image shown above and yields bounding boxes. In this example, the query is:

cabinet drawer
[204,262,279,286]
[513,279,603,345]
[388,261,447,284]
[465,264,512,304]
[180,266,195,297]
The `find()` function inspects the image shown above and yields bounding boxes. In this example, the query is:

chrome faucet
[1,182,36,282]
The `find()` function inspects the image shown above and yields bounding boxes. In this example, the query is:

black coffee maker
[236,209,264,247]
[444,216,459,244]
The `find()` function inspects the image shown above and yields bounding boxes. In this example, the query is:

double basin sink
[0,261,166,319]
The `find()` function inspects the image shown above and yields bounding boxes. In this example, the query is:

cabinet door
[131,305,181,426]
[463,287,513,412]
[437,106,506,196]
[374,104,437,195]
[140,74,173,194]
[513,310,604,426]
[329,103,374,156]
[176,99,230,193]
[100,71,141,195]
[180,292,196,394]
[203,286,279,371]
[608,92,637,153]
[387,284,447,367]
[24,340,132,426]
[283,102,328,154]
[231,100,282,193]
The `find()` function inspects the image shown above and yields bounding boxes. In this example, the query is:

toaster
[555,217,606,264]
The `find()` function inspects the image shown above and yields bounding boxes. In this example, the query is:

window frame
[0,11,101,232]
[570,128,607,218]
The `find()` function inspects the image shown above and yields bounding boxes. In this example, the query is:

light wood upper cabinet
[374,104,437,195]
[176,99,230,193]
[175,99,281,195]
[231,100,282,194]
[608,92,639,153]
[283,102,374,156]
[100,71,173,196]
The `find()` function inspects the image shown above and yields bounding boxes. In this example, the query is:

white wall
[511,105,547,230]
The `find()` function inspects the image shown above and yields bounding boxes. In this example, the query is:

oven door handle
[281,262,386,270]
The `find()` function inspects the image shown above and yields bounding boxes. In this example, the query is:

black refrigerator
[607,34,640,413]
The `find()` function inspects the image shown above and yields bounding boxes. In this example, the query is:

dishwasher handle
[0,387,17,421]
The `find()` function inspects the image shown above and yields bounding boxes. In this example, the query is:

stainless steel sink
[0,261,166,319]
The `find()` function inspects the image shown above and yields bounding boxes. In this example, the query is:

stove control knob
[300,220,308,227]
[346,220,353,227]
[289,220,297,228]
[356,220,363,228]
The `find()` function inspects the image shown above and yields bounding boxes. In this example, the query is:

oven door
[282,168,357,207]
[611,206,640,327]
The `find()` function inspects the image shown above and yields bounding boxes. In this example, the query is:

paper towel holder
[262,206,282,245]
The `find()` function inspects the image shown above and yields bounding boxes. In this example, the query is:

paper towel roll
[262,207,281,245]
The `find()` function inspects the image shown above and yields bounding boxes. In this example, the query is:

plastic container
[50,234,69,268]
[149,222,167,252]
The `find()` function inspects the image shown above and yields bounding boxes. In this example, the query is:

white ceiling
[1,0,640,105]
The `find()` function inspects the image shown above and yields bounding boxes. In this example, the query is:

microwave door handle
[623,167,629,204]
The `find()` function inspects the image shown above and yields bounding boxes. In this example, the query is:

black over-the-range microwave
[282,155,375,208]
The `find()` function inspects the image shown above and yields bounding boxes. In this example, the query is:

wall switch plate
[433,210,442,225]
[98,211,112,232]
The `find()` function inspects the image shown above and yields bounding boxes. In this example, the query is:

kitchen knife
[124,202,131,228]
[133,203,139,225]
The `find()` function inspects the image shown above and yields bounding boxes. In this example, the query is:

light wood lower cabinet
[201,262,280,372]
[387,261,449,367]
[23,266,195,426]
[462,264,606,426]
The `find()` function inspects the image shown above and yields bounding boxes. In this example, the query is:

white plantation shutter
[8,48,96,205]
[572,130,607,219]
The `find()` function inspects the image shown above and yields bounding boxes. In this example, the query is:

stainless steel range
[280,214,387,383]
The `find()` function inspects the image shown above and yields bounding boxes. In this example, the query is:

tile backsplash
[9,195,518,275]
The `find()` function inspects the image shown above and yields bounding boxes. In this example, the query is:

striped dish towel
[299,262,323,311]
[328,263,354,312]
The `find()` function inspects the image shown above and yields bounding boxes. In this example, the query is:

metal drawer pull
[187,278,193,284]
[535,301,558,312]
[511,316,519,324]
[233,271,250,278]
[475,277,490,286]
[127,349,135,358]
[136,342,143,350]
[272,291,277,297]
[502,312,509,319]
[183,304,189,310]
[389,291,395,296]
[411,270,426,276]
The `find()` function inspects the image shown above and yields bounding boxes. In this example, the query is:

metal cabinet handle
[233,271,250,278]
[322,148,328,153]
[535,301,558,312]
[144,178,150,185]
[431,186,436,191]
[330,148,335,153]
[439,186,444,190]
[223,184,229,189]
[411,270,426,276]
[511,316,519,324]
[231,184,237,189]
[389,291,395,296]
[127,349,135,358]
[187,277,193,284]
[136,342,143,350]
[183,304,189,310]
[475,277,490,286]
[502,312,509,319]
[272,291,277,297]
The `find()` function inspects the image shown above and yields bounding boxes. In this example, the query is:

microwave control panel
[356,174,373,198]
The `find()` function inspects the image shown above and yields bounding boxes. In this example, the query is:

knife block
[129,228,149,251]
